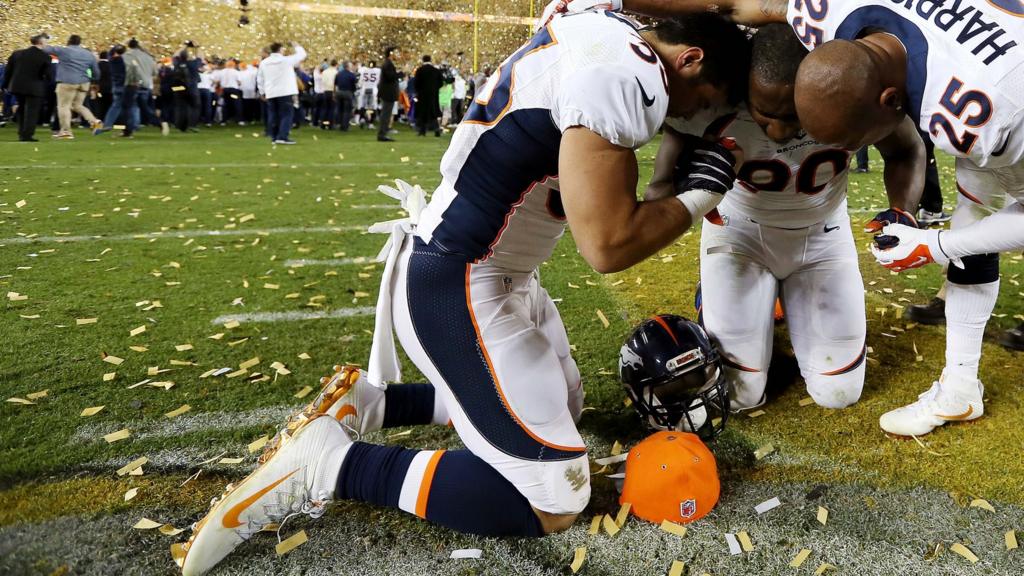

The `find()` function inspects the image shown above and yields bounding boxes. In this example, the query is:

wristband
[676,189,723,220]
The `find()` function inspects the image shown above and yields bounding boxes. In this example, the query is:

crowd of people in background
[0,33,489,144]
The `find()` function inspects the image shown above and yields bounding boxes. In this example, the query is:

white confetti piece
[725,533,742,555]
[133,517,162,530]
[449,549,483,559]
[116,456,148,476]
[950,543,978,563]
[754,497,781,515]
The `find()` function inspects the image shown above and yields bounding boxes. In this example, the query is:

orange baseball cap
[619,431,720,524]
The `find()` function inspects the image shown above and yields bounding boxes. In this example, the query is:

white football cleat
[268,366,385,458]
[879,371,984,436]
[176,416,350,576]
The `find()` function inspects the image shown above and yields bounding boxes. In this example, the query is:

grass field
[1,121,1022,576]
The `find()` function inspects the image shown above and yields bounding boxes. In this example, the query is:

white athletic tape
[211,306,375,324]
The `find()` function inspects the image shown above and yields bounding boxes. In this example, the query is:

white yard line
[211,306,375,324]
[0,225,365,245]
[284,257,375,267]
[0,162,411,170]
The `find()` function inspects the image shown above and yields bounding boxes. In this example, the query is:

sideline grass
[2,126,1022,575]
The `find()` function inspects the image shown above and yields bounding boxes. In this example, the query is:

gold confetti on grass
[668,559,685,576]
[247,435,270,453]
[969,498,995,512]
[615,502,631,528]
[754,444,775,460]
[950,543,979,563]
[124,487,138,502]
[737,531,754,551]
[570,547,586,573]
[817,506,829,525]
[239,357,260,370]
[175,344,194,352]
[275,530,308,555]
[6,397,34,405]
[294,386,313,399]
[81,406,105,417]
[790,549,812,568]
[130,325,147,337]
[102,354,124,365]
[159,524,185,536]
[6,292,28,301]
[588,516,601,535]
[133,518,162,530]
[26,390,47,400]
[596,309,610,328]
[610,441,623,456]
[223,320,241,329]
[602,513,620,536]
[660,520,687,537]
[76,318,98,325]
[116,456,148,477]
[1006,530,1018,550]
[799,396,816,407]
[814,562,836,574]
[218,457,244,465]
[103,429,131,443]
[747,409,766,418]
[129,346,148,352]
[165,404,191,418]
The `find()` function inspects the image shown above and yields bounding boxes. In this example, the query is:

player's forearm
[622,0,787,24]
[941,201,1024,258]
[580,197,694,274]
[877,117,926,213]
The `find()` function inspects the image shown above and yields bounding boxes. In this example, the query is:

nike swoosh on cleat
[635,77,655,108]
[222,468,299,528]
[335,404,358,421]
[937,406,973,421]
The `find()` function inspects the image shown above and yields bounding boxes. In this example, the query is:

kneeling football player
[646,24,925,410]
[178,12,749,574]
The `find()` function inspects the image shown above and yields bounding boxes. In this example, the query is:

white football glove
[535,0,622,31]
[871,223,963,272]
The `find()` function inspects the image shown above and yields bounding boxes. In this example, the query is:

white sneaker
[160,121,170,136]
[268,366,385,457]
[879,371,984,436]
[176,416,350,575]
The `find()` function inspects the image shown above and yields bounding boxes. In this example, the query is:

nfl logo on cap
[680,499,697,519]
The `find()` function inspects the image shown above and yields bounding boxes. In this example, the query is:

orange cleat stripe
[222,468,299,528]
[938,406,974,421]
[415,450,446,518]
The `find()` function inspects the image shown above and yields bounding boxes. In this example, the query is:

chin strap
[367,179,427,387]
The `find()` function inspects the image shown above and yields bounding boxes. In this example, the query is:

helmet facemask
[636,349,730,440]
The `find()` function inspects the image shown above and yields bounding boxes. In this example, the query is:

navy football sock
[382,383,435,428]
[336,443,543,537]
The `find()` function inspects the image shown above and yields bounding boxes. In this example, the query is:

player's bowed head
[794,38,908,151]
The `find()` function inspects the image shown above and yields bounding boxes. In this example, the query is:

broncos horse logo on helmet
[619,314,729,439]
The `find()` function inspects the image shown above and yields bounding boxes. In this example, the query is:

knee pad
[948,253,1000,285]
[805,369,864,409]
[539,455,591,515]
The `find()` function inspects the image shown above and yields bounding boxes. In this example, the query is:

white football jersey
[667,107,850,228]
[787,0,1024,168]
[417,11,669,272]
[359,67,380,89]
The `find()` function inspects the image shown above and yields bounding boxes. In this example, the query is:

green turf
[1,125,1022,575]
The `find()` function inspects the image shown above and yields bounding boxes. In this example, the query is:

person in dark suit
[1,34,52,141]
[377,47,400,142]
[413,54,442,137]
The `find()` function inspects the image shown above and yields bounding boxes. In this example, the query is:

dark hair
[30,34,47,45]
[422,54,431,63]
[100,50,109,59]
[650,13,751,105]
[384,46,395,58]
[330,59,338,67]
[369,60,377,68]
[128,38,140,49]
[270,42,283,53]
[751,23,807,86]
[68,34,82,45]
[112,45,126,56]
